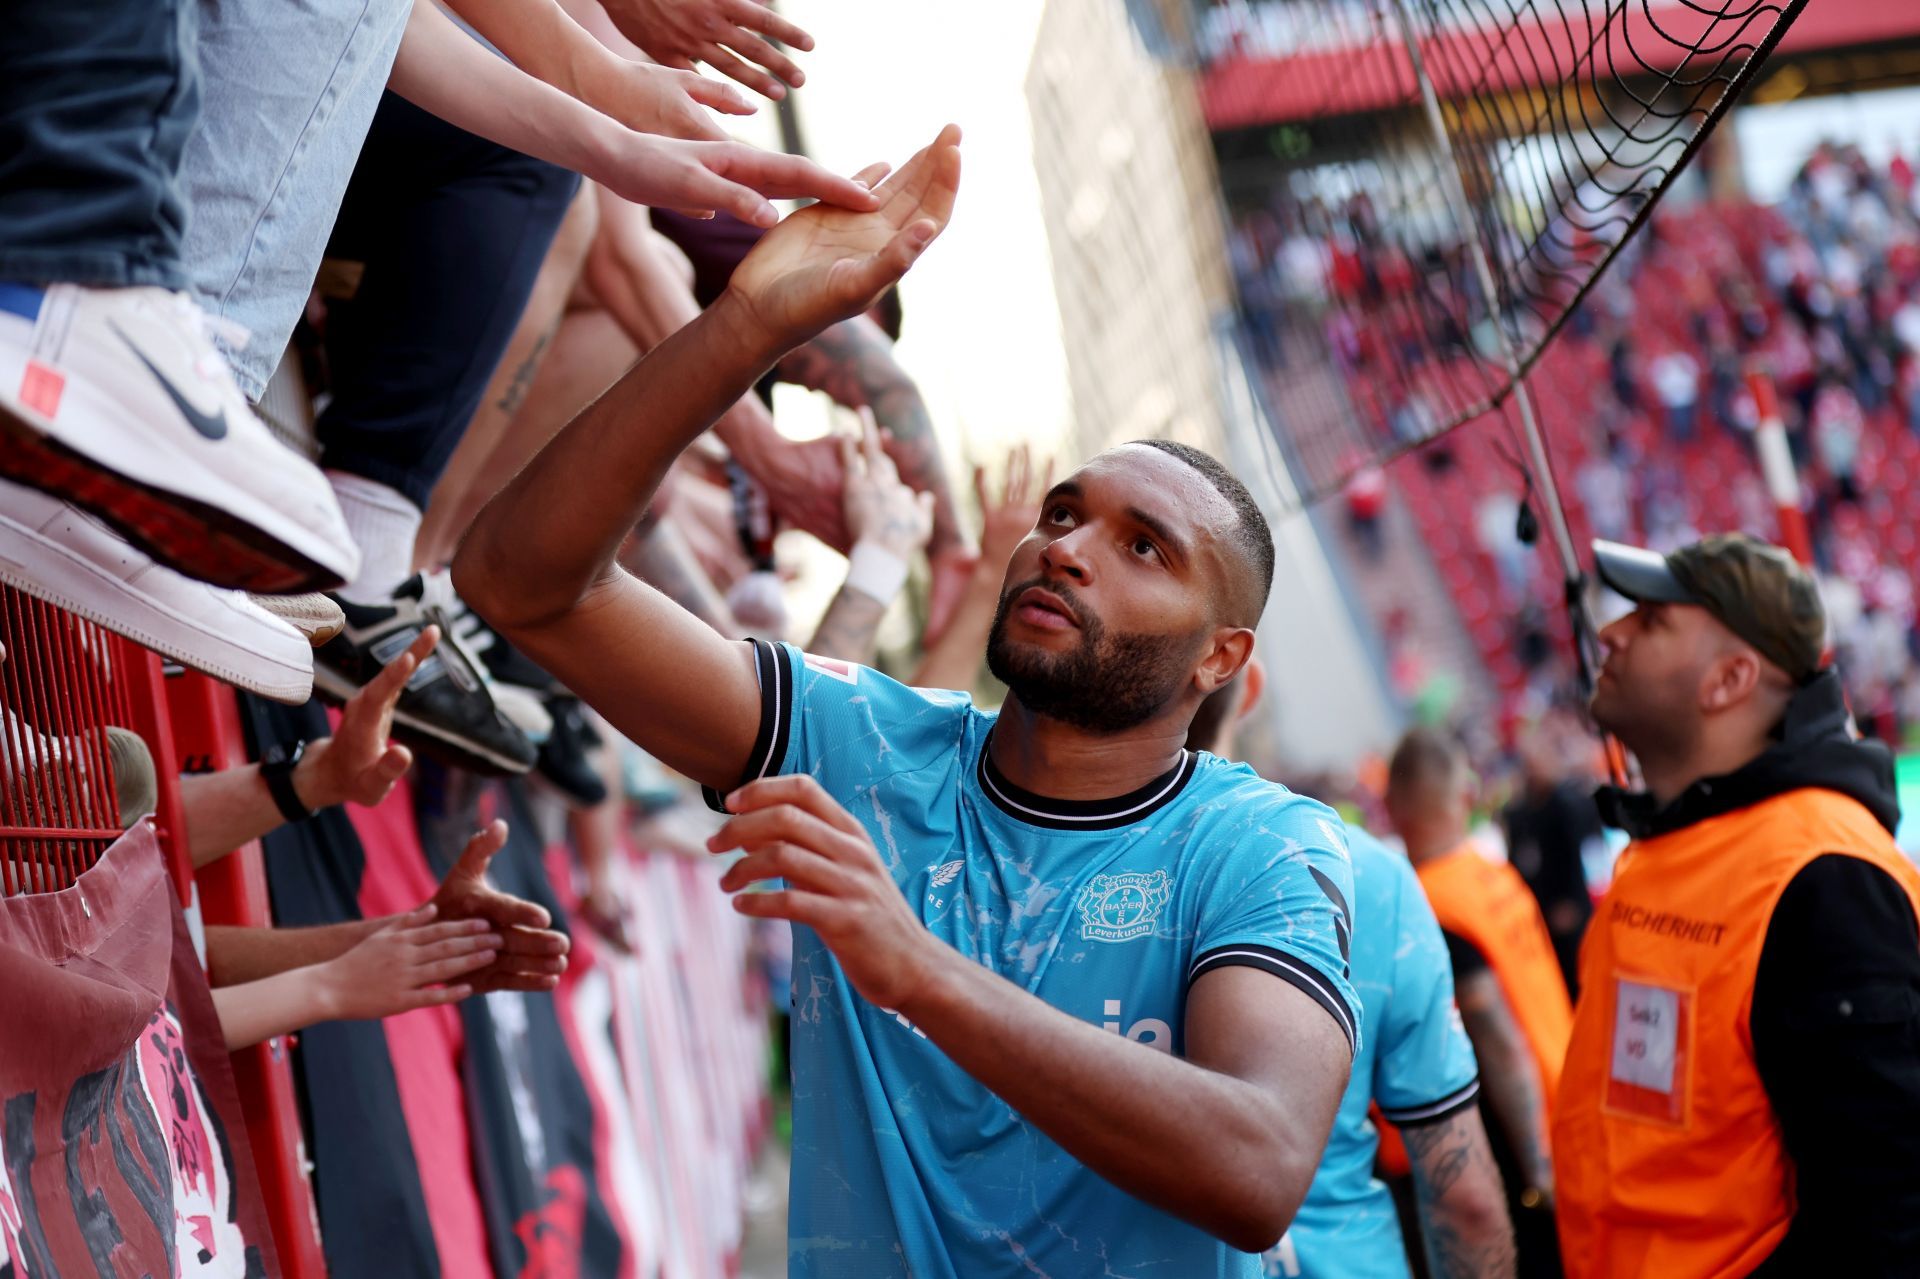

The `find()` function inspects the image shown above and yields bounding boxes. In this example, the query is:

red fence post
[167,671,330,1279]
[118,645,191,905]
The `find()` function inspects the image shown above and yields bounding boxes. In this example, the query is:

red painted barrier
[169,672,330,1279]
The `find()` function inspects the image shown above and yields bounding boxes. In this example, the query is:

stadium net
[1206,0,1810,509]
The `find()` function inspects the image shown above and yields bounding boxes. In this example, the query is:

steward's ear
[1701,649,1762,713]
[1195,629,1256,697]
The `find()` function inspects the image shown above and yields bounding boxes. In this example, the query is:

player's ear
[1194,628,1255,697]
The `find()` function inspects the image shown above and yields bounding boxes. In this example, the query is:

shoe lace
[417,571,496,696]
[436,585,496,655]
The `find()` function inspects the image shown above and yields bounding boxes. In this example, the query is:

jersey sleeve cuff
[702,638,794,813]
[1379,1077,1481,1127]
[1188,943,1358,1057]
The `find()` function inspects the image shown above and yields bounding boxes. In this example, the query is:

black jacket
[1597,672,1920,1276]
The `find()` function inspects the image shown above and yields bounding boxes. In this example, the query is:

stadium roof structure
[1202,0,1920,130]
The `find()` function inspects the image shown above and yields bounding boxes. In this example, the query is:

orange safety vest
[1554,787,1920,1279]
[1416,842,1574,1113]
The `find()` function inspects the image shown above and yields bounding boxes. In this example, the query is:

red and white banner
[0,823,279,1278]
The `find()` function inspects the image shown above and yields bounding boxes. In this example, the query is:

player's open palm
[710,774,943,1012]
[727,125,962,353]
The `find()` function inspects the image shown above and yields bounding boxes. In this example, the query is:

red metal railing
[1,584,323,1275]
[0,583,184,897]
[170,670,329,1279]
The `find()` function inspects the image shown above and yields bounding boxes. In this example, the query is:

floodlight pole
[1391,4,1585,590]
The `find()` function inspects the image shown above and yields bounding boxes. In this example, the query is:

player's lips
[1012,586,1079,630]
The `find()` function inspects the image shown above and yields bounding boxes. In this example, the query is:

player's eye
[1046,505,1076,528]
[1131,536,1160,560]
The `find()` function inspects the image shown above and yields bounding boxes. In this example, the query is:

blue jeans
[182,0,410,399]
[0,0,200,288]
[315,94,578,510]
[0,0,407,405]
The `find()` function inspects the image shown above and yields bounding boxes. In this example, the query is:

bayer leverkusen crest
[1078,870,1172,943]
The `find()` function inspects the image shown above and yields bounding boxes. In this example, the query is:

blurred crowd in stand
[1227,137,1920,752]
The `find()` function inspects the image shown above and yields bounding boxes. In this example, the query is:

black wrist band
[260,741,314,824]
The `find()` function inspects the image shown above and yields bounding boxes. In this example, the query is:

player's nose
[1040,526,1093,583]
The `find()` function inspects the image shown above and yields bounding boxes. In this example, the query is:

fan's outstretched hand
[725,125,962,353]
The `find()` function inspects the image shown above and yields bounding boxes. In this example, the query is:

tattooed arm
[1455,970,1554,1203]
[776,315,965,555]
[1402,1107,1517,1278]
[809,587,889,666]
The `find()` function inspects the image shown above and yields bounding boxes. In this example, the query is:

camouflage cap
[1592,534,1826,683]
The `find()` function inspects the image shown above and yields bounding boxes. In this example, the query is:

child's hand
[316,905,499,1020]
[428,821,571,995]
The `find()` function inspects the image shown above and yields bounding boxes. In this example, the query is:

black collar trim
[978,736,1197,831]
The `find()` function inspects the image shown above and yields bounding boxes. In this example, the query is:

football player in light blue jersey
[1186,666,1515,1279]
[460,128,1360,1278]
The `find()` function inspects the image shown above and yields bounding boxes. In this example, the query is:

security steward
[1557,534,1920,1277]
[1388,728,1571,1277]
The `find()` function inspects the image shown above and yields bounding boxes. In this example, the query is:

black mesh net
[1203,0,1809,506]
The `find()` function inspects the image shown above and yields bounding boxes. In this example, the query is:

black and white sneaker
[448,588,609,806]
[446,590,559,691]
[313,574,536,776]
[441,585,564,743]
[538,694,608,808]
[411,572,551,744]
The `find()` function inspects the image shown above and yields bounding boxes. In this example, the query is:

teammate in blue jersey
[460,128,1360,1277]
[1187,667,1515,1279]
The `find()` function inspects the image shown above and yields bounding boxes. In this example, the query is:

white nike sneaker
[0,282,359,594]
[0,476,316,704]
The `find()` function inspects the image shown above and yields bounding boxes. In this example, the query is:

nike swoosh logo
[113,323,229,440]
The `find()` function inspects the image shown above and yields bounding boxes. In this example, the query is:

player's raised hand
[725,125,962,353]
[708,773,944,1012]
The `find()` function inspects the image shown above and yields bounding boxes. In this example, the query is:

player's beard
[986,578,1201,733]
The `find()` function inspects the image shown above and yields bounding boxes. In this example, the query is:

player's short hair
[1128,439,1275,626]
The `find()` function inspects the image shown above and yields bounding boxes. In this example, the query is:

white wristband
[845,540,910,604]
